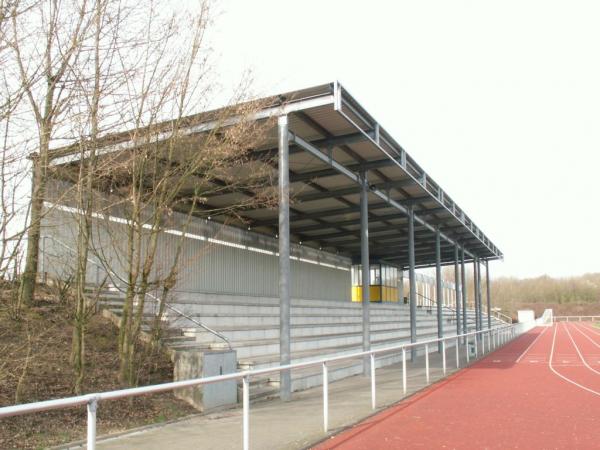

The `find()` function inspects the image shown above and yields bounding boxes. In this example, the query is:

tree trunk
[19,153,46,306]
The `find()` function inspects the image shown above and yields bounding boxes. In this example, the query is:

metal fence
[0,324,516,450]
[553,315,600,322]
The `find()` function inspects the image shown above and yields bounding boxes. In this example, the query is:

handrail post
[455,337,459,368]
[322,362,328,433]
[466,336,470,363]
[402,348,407,394]
[243,376,250,450]
[425,344,430,384]
[370,354,376,410]
[442,340,446,375]
[87,397,97,450]
[474,333,478,357]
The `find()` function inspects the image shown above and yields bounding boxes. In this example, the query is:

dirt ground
[0,283,196,449]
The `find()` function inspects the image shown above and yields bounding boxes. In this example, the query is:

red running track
[313,323,600,450]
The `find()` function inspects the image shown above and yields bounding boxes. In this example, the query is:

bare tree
[5,0,277,390]
[97,2,275,385]
[67,0,124,394]
[7,0,96,309]
[0,1,33,316]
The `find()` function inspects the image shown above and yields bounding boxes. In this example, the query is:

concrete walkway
[85,339,490,450]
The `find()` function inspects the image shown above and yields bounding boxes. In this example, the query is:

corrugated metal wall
[41,191,351,301]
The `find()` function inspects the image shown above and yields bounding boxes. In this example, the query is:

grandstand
[40,81,504,407]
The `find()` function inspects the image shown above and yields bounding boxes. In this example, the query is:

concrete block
[173,349,237,411]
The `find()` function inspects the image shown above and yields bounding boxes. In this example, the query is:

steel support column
[460,247,467,336]
[473,259,480,332]
[477,258,483,331]
[486,259,492,329]
[278,115,291,401]
[360,172,371,375]
[399,270,404,303]
[454,245,461,337]
[435,229,443,352]
[408,207,417,361]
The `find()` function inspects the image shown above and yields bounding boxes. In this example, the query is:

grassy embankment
[0,283,196,449]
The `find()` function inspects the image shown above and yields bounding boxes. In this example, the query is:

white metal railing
[553,315,600,322]
[490,310,513,324]
[417,291,512,325]
[0,324,517,450]
[40,235,232,349]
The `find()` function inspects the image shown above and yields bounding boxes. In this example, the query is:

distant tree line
[490,273,600,317]
[441,266,599,318]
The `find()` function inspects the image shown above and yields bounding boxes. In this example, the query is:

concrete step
[188,321,416,343]
[245,333,462,395]
[226,326,442,359]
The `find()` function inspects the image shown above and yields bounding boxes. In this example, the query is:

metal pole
[477,259,483,334]
[278,115,291,401]
[360,172,371,375]
[473,259,479,332]
[485,259,492,330]
[399,269,404,303]
[408,207,417,361]
[402,348,407,394]
[442,340,447,375]
[370,354,376,409]
[435,230,443,353]
[474,331,478,357]
[455,337,460,368]
[460,247,467,338]
[243,376,249,450]
[425,343,430,383]
[322,363,328,433]
[87,398,97,450]
[466,336,470,363]
[454,245,461,338]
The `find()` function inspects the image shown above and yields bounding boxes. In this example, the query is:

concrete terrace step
[209,326,441,359]
[188,319,444,341]
[243,332,461,394]
[172,328,423,359]
[185,322,416,343]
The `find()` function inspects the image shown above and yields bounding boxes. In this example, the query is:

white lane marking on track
[563,323,600,376]
[549,324,600,397]
[580,323,600,337]
[572,324,600,348]
[516,327,548,363]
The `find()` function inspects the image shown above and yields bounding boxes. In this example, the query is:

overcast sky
[202,0,600,279]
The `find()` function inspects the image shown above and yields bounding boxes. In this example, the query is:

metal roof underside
[52,82,503,269]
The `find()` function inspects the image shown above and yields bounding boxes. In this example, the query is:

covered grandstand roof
[51,82,503,268]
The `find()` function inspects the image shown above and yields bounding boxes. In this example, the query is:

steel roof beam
[290,132,481,258]
[290,158,399,183]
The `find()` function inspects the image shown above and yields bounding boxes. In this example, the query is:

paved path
[85,336,491,450]
[313,323,600,450]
